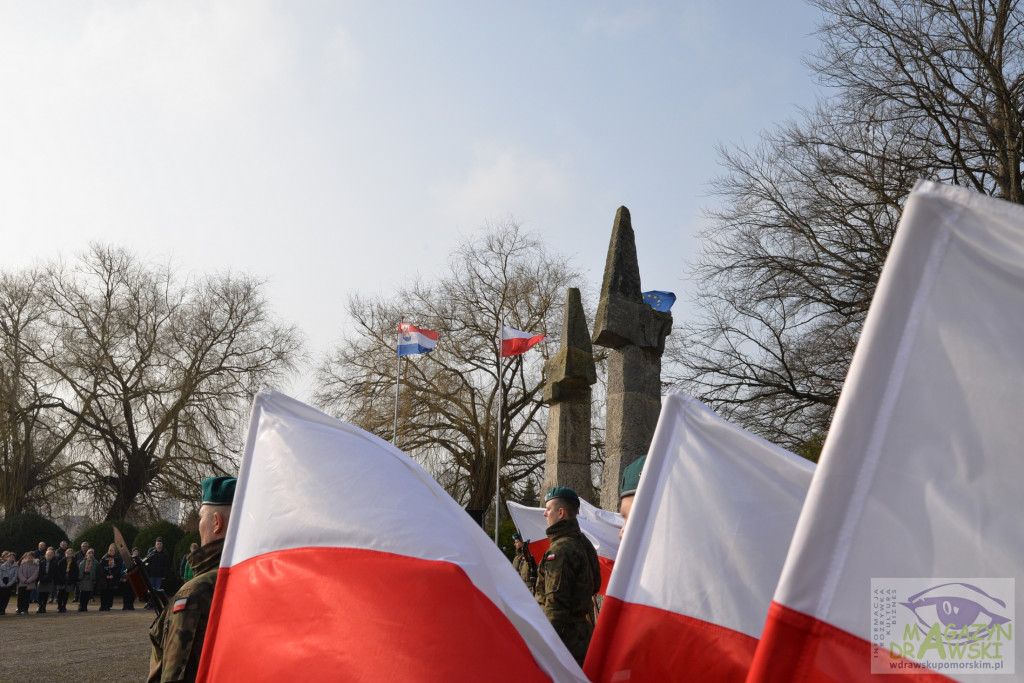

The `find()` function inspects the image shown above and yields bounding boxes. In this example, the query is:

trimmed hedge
[0,513,68,556]
[73,520,139,557]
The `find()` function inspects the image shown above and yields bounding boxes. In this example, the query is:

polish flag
[501,325,545,357]
[507,499,623,594]
[584,392,815,682]
[197,390,588,682]
[749,181,1024,681]
[397,322,439,356]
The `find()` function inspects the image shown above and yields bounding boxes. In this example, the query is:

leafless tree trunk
[19,244,302,521]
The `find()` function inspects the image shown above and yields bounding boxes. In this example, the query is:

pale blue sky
[0,1,823,400]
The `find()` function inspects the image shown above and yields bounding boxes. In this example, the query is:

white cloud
[323,23,362,88]
[430,146,569,227]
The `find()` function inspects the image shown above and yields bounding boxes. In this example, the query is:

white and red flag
[749,181,1024,681]
[197,389,587,682]
[501,325,545,357]
[584,392,815,682]
[507,499,623,594]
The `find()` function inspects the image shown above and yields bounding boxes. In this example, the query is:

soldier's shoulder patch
[546,552,556,561]
[172,597,189,613]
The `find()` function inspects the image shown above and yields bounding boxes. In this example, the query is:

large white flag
[749,181,1023,681]
[585,392,815,681]
[197,389,587,682]
[507,499,623,594]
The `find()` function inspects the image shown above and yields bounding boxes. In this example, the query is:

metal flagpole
[393,353,402,445]
[495,322,504,544]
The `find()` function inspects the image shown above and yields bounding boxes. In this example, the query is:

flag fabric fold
[197,389,587,682]
[501,325,545,357]
[397,322,439,356]
[749,181,1024,682]
[584,392,815,683]
[642,290,676,312]
[507,499,623,595]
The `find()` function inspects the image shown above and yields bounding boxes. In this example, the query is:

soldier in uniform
[533,486,601,666]
[511,533,536,592]
[617,455,645,540]
[148,475,236,683]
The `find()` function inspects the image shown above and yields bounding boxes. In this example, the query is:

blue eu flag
[643,290,676,312]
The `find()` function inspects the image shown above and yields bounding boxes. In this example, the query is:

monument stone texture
[592,206,672,510]
[541,287,597,503]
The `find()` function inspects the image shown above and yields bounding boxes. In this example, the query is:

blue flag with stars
[643,290,676,312]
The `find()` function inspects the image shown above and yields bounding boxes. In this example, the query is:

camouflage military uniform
[534,517,601,666]
[147,538,225,683]
[513,549,536,592]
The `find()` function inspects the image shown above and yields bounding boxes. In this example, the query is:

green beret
[201,476,237,506]
[620,456,646,498]
[544,486,580,508]
[512,532,522,541]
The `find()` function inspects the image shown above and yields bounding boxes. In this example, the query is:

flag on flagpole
[197,389,588,682]
[749,181,1024,681]
[584,392,815,682]
[501,325,545,357]
[507,499,623,594]
[642,290,676,312]
[397,322,439,356]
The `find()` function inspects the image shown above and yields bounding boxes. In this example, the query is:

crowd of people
[0,536,194,616]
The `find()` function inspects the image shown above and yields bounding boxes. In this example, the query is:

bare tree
[25,245,303,520]
[813,0,1024,201]
[672,0,1024,452]
[0,270,82,516]
[671,107,932,452]
[314,221,588,515]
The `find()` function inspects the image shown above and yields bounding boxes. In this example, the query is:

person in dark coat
[98,543,122,611]
[36,548,59,613]
[77,549,98,612]
[55,548,80,613]
[72,542,89,602]
[144,537,170,608]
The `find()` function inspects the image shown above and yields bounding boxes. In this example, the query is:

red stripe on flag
[597,556,614,596]
[501,335,545,357]
[584,596,759,682]
[747,601,953,682]
[197,546,553,682]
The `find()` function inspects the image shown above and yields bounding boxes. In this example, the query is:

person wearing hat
[533,486,601,666]
[148,475,236,683]
[618,455,645,540]
[511,532,537,592]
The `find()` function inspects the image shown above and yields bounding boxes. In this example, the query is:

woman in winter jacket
[36,548,59,613]
[98,544,122,611]
[16,551,39,614]
[77,548,98,612]
[0,551,18,614]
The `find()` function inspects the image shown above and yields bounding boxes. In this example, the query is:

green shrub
[134,521,185,556]
[73,520,139,557]
[0,513,68,556]
[496,519,519,561]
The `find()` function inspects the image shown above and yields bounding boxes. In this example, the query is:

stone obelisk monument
[541,287,597,503]
[593,206,672,510]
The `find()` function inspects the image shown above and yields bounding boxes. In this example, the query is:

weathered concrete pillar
[593,206,672,510]
[541,288,597,504]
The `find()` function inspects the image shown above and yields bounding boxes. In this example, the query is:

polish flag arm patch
[172,597,189,613]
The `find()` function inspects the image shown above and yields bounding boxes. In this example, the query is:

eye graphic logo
[900,582,1011,645]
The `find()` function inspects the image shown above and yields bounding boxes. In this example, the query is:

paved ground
[1,599,154,679]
